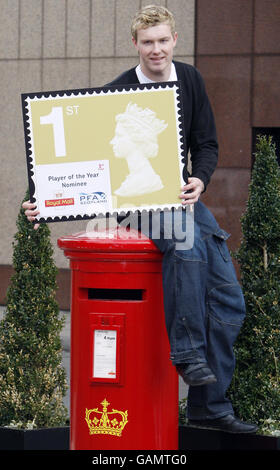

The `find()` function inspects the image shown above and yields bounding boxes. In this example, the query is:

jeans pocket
[213,229,231,262]
[208,283,245,327]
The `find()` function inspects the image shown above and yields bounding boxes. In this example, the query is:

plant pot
[179,424,280,450]
[0,426,70,450]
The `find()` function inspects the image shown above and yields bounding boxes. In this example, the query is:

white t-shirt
[135,63,178,83]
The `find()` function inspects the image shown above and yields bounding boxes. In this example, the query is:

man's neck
[139,64,172,83]
[136,63,176,84]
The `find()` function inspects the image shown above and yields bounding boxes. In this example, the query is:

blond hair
[131,4,176,41]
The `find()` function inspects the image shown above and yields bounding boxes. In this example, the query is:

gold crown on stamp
[85,398,128,437]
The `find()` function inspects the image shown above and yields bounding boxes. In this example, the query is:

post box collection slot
[87,288,144,301]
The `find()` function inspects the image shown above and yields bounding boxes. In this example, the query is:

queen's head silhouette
[111,102,167,197]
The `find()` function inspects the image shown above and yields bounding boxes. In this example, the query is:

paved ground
[0,305,187,415]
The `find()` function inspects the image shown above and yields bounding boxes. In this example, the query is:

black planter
[179,424,280,450]
[0,426,69,450]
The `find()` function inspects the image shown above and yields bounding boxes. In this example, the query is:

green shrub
[228,136,280,434]
[0,191,68,429]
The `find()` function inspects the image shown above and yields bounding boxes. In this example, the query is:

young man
[24,5,257,433]
[106,5,258,434]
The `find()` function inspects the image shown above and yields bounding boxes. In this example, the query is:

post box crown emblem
[85,398,128,437]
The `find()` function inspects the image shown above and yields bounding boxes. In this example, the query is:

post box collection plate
[93,329,117,380]
[91,325,121,383]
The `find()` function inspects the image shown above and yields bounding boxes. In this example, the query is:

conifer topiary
[0,190,68,429]
[228,135,280,435]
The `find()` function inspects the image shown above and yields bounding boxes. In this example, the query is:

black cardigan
[106,61,218,191]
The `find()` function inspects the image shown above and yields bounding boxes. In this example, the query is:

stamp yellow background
[28,86,184,214]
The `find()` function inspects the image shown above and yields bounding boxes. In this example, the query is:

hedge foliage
[0,191,68,429]
[228,136,280,435]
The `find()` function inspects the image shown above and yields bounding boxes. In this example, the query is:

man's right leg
[149,209,216,385]
[120,207,216,385]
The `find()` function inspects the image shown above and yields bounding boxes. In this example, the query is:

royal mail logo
[45,198,74,207]
[80,192,107,205]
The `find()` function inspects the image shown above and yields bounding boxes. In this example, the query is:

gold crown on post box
[85,398,128,437]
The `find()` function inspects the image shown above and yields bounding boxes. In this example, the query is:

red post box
[58,227,178,450]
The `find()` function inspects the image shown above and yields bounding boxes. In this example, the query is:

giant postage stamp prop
[22,82,186,223]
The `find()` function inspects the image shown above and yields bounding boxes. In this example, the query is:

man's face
[132,23,178,81]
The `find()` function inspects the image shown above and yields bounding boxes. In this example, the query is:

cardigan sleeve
[188,67,218,191]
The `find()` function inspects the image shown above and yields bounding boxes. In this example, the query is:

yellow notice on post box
[21,82,185,223]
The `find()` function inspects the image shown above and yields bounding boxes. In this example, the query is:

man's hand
[179,177,204,205]
[22,200,40,230]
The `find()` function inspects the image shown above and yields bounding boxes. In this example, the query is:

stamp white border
[21,82,186,224]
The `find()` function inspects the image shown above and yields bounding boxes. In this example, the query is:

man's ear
[173,31,178,47]
[132,36,138,50]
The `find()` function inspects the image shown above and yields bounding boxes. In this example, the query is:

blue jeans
[140,200,246,420]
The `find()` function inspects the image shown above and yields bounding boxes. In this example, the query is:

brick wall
[1,1,279,307]
[196,0,280,252]
[0,0,195,305]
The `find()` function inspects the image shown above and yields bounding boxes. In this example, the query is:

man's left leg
[186,203,258,432]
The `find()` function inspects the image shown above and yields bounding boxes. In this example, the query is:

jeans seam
[174,254,207,263]
[172,257,178,355]
[207,311,243,327]
[200,234,213,241]
[181,316,199,353]
[208,282,239,297]
[173,259,199,358]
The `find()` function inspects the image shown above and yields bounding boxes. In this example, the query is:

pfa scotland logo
[80,191,107,205]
